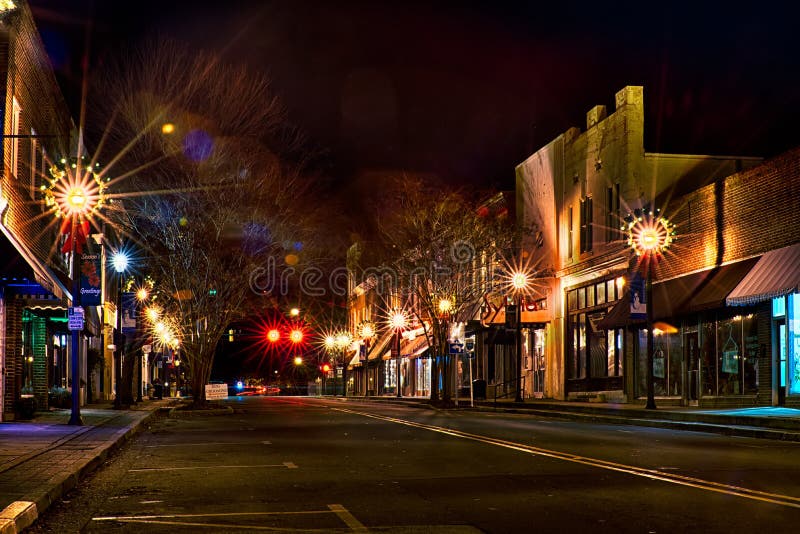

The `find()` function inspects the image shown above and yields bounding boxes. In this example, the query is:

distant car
[264,385,281,396]
[228,384,266,396]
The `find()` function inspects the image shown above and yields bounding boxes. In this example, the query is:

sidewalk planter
[15,396,38,420]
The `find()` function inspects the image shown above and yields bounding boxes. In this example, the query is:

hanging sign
[79,252,102,306]
[629,273,646,320]
[121,292,137,333]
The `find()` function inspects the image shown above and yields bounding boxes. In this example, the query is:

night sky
[28,1,800,190]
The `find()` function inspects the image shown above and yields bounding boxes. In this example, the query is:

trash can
[154,383,163,400]
[472,379,487,400]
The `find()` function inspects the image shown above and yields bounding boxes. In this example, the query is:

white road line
[128,463,296,472]
[93,506,367,531]
[334,407,800,509]
[328,504,368,531]
[144,442,270,448]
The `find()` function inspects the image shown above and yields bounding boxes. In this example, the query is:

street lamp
[511,271,528,403]
[389,310,408,398]
[134,286,149,402]
[358,321,376,397]
[436,297,454,401]
[42,157,108,425]
[624,207,676,410]
[111,250,129,409]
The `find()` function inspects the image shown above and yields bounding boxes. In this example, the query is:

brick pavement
[0,399,174,534]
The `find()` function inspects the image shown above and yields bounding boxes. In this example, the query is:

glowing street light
[289,328,304,344]
[624,207,676,410]
[509,270,530,403]
[294,356,303,366]
[267,328,281,344]
[389,309,409,398]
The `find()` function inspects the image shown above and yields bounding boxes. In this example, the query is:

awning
[727,243,800,306]
[597,257,759,329]
[367,331,393,361]
[401,334,429,359]
[1,223,70,302]
[655,256,759,315]
[347,351,361,368]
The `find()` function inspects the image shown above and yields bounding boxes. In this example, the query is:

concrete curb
[0,406,164,533]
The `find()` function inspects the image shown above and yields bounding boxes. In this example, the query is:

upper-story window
[580,197,593,253]
[568,206,574,259]
[606,184,620,243]
[10,97,21,179]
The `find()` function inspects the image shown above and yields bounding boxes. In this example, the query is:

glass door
[775,319,786,405]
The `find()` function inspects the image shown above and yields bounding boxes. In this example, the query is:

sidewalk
[350,395,800,441]
[0,399,175,534]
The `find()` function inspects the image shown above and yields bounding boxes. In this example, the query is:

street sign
[448,342,464,354]
[205,383,228,400]
[68,306,84,331]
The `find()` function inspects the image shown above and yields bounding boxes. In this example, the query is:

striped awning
[727,243,800,306]
[367,331,393,361]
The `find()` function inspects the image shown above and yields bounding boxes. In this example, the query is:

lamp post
[42,158,108,425]
[389,310,408,398]
[334,331,353,396]
[511,272,528,403]
[359,322,375,397]
[135,286,149,402]
[625,207,676,410]
[111,251,129,409]
[437,297,454,401]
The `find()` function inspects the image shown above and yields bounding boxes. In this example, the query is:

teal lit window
[773,296,786,318]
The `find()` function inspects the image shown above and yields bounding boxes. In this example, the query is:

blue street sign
[448,342,464,354]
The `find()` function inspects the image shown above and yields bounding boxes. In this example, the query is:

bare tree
[365,176,515,404]
[90,40,331,406]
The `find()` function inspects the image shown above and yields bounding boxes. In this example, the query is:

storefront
[565,275,626,399]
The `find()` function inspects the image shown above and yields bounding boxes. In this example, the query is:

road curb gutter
[0,405,163,532]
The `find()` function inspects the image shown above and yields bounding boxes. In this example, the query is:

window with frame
[10,97,21,179]
[580,197,593,253]
[606,183,620,243]
[566,278,624,379]
[567,206,574,259]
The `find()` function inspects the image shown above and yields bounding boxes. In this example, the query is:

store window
[787,293,800,395]
[699,313,759,396]
[566,277,624,380]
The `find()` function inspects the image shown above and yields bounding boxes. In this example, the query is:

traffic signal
[322,363,331,373]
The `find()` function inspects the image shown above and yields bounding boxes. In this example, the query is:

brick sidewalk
[0,399,174,534]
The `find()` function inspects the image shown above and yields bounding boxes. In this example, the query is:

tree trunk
[120,347,136,405]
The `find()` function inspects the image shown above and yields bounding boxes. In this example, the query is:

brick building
[0,1,91,420]
[515,85,764,404]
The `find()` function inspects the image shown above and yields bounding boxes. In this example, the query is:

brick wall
[655,147,800,281]
[3,300,22,420]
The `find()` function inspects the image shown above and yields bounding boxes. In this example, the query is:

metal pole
[645,257,657,409]
[114,275,123,409]
[469,348,474,407]
[395,330,401,398]
[68,217,83,425]
[136,292,142,403]
[515,296,523,402]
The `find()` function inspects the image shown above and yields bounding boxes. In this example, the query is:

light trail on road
[334,406,800,509]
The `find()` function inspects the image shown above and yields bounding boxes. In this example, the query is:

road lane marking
[328,504,367,531]
[144,442,271,448]
[93,505,366,531]
[128,463,296,472]
[334,407,800,509]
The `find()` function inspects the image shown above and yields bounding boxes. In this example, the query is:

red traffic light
[322,363,331,373]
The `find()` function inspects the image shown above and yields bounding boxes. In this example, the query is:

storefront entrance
[775,318,786,405]
[531,328,545,398]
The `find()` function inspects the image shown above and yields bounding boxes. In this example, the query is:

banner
[121,292,137,333]
[79,252,102,306]
[629,273,647,320]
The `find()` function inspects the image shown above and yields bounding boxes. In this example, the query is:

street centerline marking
[334,407,800,509]
[129,463,296,472]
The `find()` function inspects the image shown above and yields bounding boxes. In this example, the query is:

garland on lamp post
[41,155,110,425]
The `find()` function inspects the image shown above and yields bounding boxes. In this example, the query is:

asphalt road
[29,396,800,533]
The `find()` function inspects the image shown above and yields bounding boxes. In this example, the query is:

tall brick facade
[0,2,77,420]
